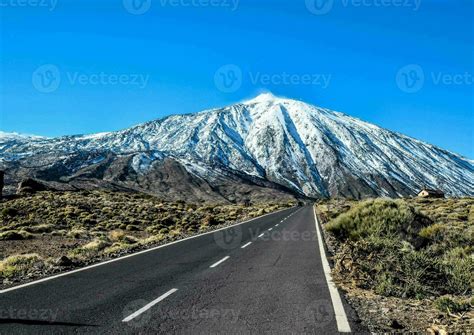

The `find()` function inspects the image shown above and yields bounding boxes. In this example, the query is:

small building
[417,188,445,198]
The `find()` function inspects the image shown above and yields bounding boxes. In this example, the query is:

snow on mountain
[1,93,473,198]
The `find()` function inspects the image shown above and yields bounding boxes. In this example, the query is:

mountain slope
[1,93,473,199]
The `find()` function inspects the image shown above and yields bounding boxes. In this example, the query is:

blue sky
[0,0,473,157]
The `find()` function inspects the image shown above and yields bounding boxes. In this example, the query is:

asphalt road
[0,206,366,334]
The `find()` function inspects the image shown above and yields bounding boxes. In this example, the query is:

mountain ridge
[2,94,472,163]
[1,93,473,200]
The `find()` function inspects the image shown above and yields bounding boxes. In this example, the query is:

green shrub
[0,230,33,240]
[435,296,471,313]
[374,272,400,297]
[103,242,136,255]
[23,224,55,234]
[66,228,88,239]
[140,234,165,245]
[441,257,474,295]
[321,198,474,303]
[333,235,470,299]
[0,254,44,278]
[1,207,19,217]
[69,239,111,259]
[326,199,431,247]
[419,223,446,241]
[125,224,140,231]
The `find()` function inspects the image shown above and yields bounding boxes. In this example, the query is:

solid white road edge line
[241,242,252,249]
[210,256,230,268]
[0,207,295,294]
[312,206,351,333]
[122,288,178,322]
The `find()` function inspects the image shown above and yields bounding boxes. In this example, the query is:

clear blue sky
[0,0,473,158]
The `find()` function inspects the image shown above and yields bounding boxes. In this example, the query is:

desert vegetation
[0,190,295,287]
[317,197,473,333]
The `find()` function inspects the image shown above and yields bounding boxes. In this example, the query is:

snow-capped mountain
[1,93,473,200]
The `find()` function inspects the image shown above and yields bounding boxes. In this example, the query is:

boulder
[16,178,48,194]
[55,256,73,267]
[389,319,405,330]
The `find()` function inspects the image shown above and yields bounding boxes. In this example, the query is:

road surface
[0,206,366,334]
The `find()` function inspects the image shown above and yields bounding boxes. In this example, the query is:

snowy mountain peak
[0,131,45,141]
[244,92,285,104]
[1,96,473,199]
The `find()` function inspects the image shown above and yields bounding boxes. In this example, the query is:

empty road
[0,206,366,334]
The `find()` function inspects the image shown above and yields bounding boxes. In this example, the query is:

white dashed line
[210,256,230,268]
[258,233,265,238]
[241,242,252,249]
[122,288,178,322]
[268,228,273,231]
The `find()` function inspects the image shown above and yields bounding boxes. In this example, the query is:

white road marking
[0,207,295,294]
[275,224,279,227]
[241,242,252,249]
[268,228,273,231]
[210,256,230,268]
[313,206,352,333]
[122,288,178,322]
[258,233,265,238]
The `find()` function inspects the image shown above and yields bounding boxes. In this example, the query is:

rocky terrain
[1,93,473,202]
[316,198,473,333]
[0,190,295,289]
